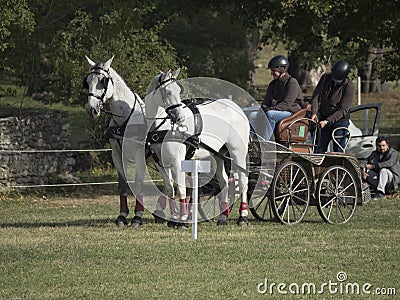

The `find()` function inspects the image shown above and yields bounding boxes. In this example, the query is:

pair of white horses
[83,56,250,228]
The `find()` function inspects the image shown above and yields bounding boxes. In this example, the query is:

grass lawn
[0,192,399,299]
[1,57,399,299]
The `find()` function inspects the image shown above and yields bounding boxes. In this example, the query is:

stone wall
[0,111,81,189]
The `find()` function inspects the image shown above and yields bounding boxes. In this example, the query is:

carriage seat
[274,102,312,151]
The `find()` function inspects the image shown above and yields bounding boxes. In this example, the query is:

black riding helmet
[331,61,350,82]
[267,55,289,71]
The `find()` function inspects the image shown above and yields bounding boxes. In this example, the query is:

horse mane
[145,74,160,96]
[109,67,143,104]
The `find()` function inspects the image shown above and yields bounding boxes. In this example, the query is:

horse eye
[101,77,108,86]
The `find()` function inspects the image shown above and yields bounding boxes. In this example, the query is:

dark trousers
[316,120,350,153]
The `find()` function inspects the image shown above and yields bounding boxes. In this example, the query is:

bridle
[153,73,183,114]
[83,65,128,118]
[83,66,114,103]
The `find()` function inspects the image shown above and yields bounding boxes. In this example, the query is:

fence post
[181,160,211,239]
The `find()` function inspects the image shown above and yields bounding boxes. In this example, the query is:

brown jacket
[311,72,355,123]
[262,73,302,113]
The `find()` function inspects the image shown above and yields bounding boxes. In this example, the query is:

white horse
[83,56,148,227]
[145,69,250,226]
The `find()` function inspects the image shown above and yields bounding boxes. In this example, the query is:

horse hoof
[236,216,249,226]
[153,210,166,224]
[130,216,142,228]
[115,215,128,227]
[177,222,189,230]
[167,220,178,229]
[216,220,228,226]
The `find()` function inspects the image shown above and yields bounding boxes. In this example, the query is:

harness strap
[165,103,182,113]
[104,94,144,139]
[181,99,203,160]
[197,141,248,174]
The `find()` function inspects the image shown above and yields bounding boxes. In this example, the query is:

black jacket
[311,73,355,123]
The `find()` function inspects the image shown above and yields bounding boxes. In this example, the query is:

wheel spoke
[275,192,290,200]
[249,183,274,221]
[317,165,358,224]
[321,196,336,209]
[292,193,308,205]
[271,161,310,225]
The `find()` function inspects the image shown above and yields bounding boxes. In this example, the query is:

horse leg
[236,170,249,226]
[152,165,178,226]
[172,164,188,229]
[116,171,129,227]
[111,139,130,227]
[168,148,189,229]
[130,147,146,228]
[214,158,230,226]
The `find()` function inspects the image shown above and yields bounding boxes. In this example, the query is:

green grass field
[1,55,399,299]
[0,192,399,299]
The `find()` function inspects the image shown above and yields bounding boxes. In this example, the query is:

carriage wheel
[248,176,274,221]
[271,161,310,225]
[316,165,357,224]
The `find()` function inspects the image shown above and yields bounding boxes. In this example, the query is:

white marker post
[181,160,211,239]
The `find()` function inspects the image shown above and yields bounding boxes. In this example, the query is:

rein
[84,67,114,105]
[103,93,142,139]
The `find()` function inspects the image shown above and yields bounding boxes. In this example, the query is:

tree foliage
[242,0,400,84]
[0,0,35,70]
[46,8,178,105]
[159,5,253,89]
[1,0,399,102]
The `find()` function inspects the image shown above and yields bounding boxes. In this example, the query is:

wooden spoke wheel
[316,165,357,224]
[271,161,310,225]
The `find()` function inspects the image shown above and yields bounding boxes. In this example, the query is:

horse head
[83,56,115,118]
[146,68,185,124]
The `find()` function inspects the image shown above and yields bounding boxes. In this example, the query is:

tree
[46,8,179,105]
[0,0,35,71]
[1,1,179,104]
[234,0,400,92]
[327,0,400,91]
[161,8,253,89]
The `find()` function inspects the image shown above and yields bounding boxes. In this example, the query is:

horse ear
[172,68,181,78]
[85,55,96,67]
[104,55,114,70]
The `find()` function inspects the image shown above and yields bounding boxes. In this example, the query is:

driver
[311,60,355,153]
[257,55,303,141]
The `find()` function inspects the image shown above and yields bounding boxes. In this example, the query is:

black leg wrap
[177,222,189,230]
[216,219,228,226]
[236,216,249,226]
[153,210,166,224]
[167,220,178,229]
[115,215,128,227]
[131,216,143,227]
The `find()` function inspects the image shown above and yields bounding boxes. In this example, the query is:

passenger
[251,55,302,141]
[361,136,400,199]
[311,60,355,153]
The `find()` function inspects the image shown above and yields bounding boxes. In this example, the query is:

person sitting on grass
[361,136,400,199]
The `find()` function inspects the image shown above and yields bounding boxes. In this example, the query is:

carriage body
[179,98,367,225]
[247,141,365,225]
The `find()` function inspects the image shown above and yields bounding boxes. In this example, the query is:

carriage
[193,100,369,225]
[83,57,369,227]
